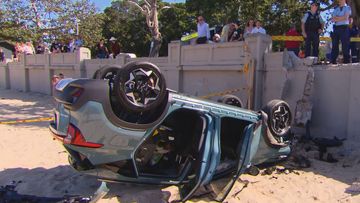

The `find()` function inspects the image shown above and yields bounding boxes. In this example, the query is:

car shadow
[0,166,173,202]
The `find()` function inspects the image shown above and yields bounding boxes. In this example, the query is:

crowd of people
[95,37,121,59]
[195,16,267,44]
[12,37,84,61]
[7,35,122,61]
[195,0,359,64]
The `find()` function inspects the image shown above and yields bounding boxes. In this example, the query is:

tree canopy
[0,0,103,48]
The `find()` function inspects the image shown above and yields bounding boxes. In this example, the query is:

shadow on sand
[0,166,171,203]
[0,89,54,128]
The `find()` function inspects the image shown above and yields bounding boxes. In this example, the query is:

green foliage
[158,3,194,55]
[185,0,239,25]
[0,0,102,48]
[102,1,151,57]
[103,1,194,57]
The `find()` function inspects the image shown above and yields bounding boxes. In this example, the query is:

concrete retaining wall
[264,51,360,145]
[0,35,359,143]
[0,48,91,94]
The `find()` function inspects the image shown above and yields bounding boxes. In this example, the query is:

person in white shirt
[251,20,266,34]
[24,42,35,55]
[244,19,255,37]
[196,16,210,44]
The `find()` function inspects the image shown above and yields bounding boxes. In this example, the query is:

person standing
[109,37,121,58]
[50,40,62,54]
[36,41,45,54]
[301,1,324,58]
[233,20,244,41]
[24,42,35,55]
[251,20,266,34]
[96,39,109,59]
[349,17,359,63]
[220,20,231,43]
[196,16,210,44]
[68,39,76,52]
[244,19,255,38]
[74,36,83,51]
[331,0,351,64]
[285,24,302,56]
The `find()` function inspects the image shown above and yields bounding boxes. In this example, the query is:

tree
[158,3,194,55]
[0,0,103,48]
[185,0,239,26]
[127,0,167,57]
[104,1,193,57]
[102,1,151,57]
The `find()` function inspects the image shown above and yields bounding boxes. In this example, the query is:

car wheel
[262,100,292,137]
[92,65,122,80]
[114,61,167,113]
[218,94,243,108]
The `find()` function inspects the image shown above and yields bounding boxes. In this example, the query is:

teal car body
[50,69,291,201]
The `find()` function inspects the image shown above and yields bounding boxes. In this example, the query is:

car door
[206,123,254,202]
[177,113,217,202]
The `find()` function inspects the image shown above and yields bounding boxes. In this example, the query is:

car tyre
[93,65,122,81]
[262,100,292,137]
[114,61,167,113]
[218,94,243,108]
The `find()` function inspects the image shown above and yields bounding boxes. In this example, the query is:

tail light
[64,124,103,148]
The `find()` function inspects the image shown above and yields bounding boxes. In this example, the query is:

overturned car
[49,61,292,202]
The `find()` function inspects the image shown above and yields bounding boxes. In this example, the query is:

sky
[91,0,185,11]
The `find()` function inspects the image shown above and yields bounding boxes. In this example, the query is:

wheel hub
[124,68,161,107]
[272,105,290,134]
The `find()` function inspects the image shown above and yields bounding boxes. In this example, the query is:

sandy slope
[0,89,359,203]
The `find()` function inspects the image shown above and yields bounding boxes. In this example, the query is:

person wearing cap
[331,0,351,64]
[109,37,121,58]
[301,1,324,58]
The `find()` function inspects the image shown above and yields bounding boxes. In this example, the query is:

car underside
[50,61,292,201]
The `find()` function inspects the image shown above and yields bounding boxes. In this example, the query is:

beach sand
[0,89,359,203]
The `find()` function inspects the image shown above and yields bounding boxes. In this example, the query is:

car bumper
[49,121,66,142]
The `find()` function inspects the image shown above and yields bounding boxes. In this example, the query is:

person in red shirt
[285,24,302,56]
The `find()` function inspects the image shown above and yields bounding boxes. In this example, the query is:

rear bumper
[49,122,66,142]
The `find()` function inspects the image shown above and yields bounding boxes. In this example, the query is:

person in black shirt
[36,42,45,54]
[96,39,109,59]
[301,2,324,57]
[50,40,62,54]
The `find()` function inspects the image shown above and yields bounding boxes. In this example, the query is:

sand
[0,89,359,203]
